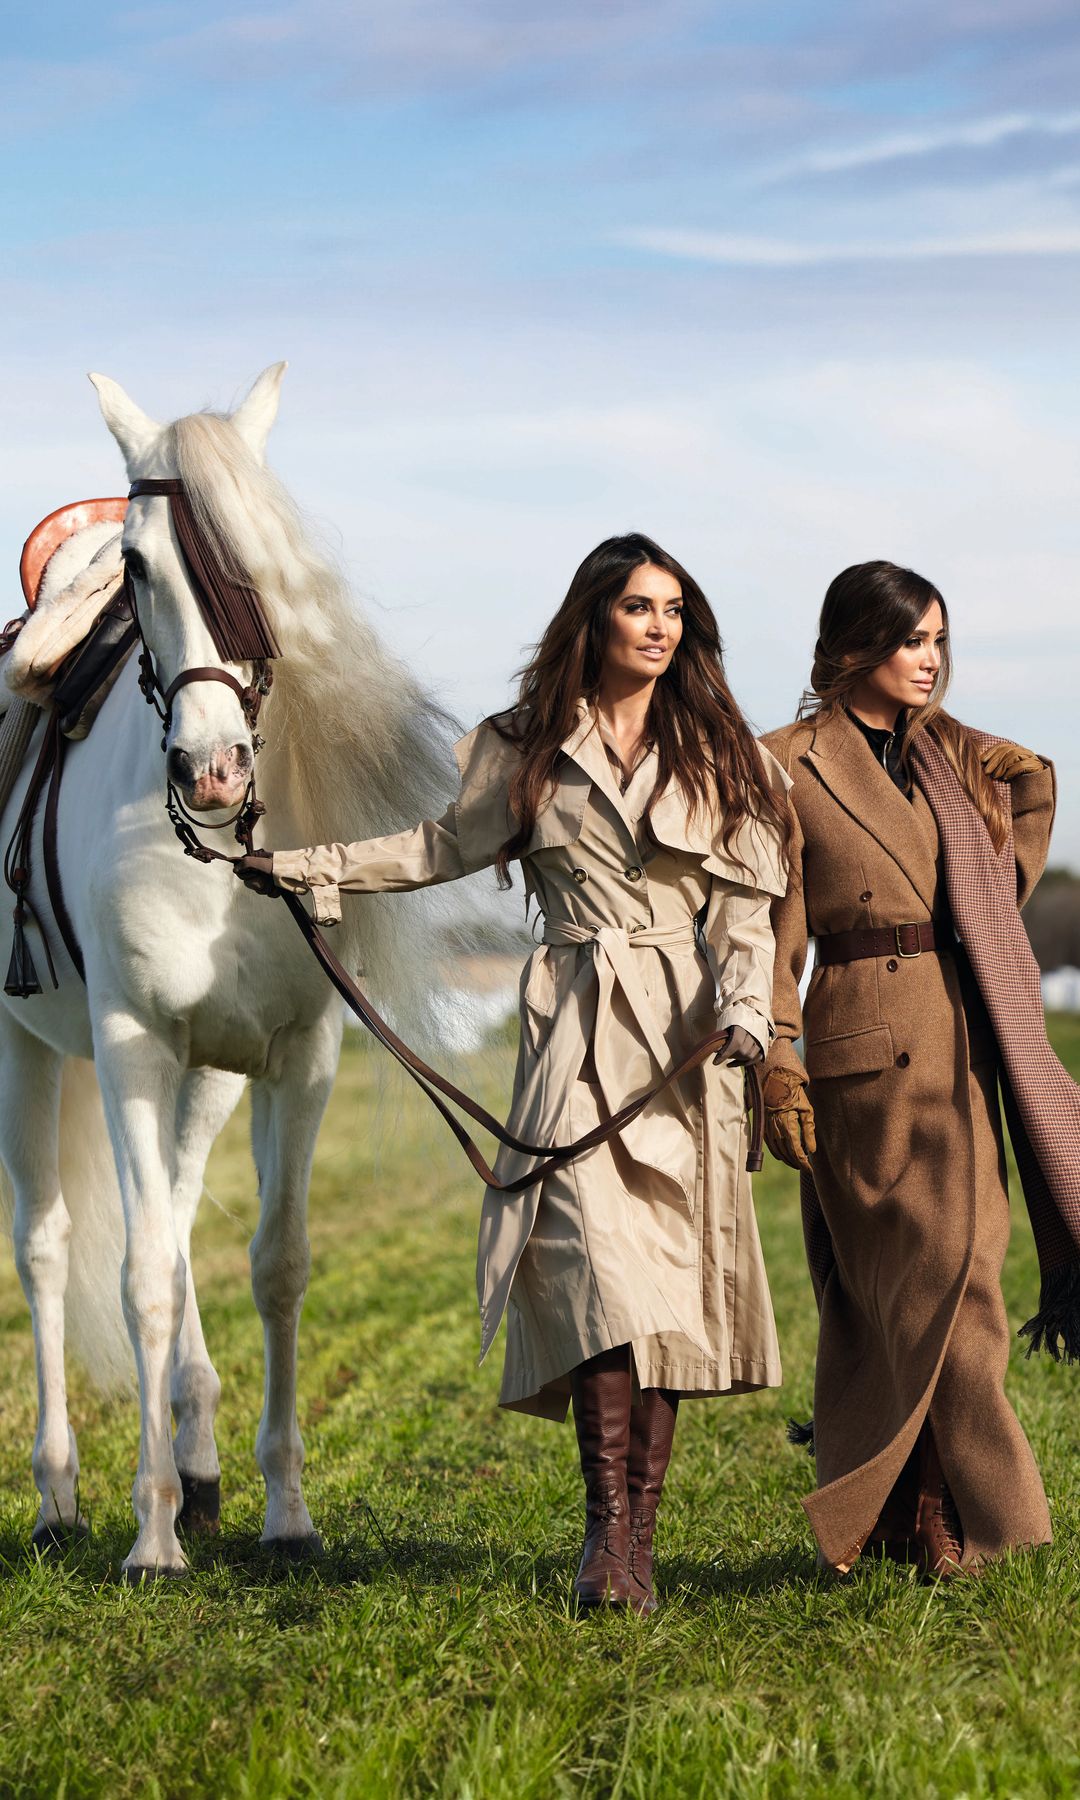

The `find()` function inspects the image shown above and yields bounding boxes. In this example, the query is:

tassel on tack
[1019,1263,1080,1365]
[5,900,42,998]
[786,1417,816,1456]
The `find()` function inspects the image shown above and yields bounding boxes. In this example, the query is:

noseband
[126,478,278,862]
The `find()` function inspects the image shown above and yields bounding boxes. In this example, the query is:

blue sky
[5,1,1080,864]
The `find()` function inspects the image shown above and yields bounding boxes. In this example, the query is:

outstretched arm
[236,721,519,921]
[273,807,470,893]
[236,806,480,924]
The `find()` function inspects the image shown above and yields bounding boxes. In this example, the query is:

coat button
[860,891,872,903]
[572,867,588,884]
[896,1052,910,1067]
[624,865,644,882]
[886,959,898,972]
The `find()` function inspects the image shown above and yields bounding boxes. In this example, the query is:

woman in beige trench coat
[762,559,1072,1580]
[238,532,791,1613]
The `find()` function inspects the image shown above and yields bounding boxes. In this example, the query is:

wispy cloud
[137,0,693,100]
[615,225,1080,267]
[759,108,1080,182]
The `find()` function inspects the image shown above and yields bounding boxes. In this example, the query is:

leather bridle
[124,478,276,864]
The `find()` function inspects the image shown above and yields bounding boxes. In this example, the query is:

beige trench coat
[764,709,1055,1568]
[274,703,790,1417]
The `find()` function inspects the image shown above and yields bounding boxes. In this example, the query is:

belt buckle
[894,923,922,959]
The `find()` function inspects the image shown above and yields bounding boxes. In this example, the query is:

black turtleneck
[848,708,912,799]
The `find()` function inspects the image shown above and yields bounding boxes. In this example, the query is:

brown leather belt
[816,920,954,965]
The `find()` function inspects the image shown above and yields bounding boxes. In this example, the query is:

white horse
[0,365,451,1578]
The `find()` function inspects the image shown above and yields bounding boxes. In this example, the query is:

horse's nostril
[167,747,195,788]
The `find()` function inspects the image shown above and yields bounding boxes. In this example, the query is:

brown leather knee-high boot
[570,1347,633,1609]
[626,1388,679,1616]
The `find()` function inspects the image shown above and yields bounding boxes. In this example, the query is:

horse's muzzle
[167,740,253,811]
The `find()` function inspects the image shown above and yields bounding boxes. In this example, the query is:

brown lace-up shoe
[865,1440,919,1565]
[914,1426,966,1580]
[626,1388,679,1616]
[571,1348,633,1609]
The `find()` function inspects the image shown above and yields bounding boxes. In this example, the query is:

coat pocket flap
[805,1025,894,1079]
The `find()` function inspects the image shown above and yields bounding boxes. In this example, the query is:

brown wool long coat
[763,708,1056,1570]
[273,703,790,1417]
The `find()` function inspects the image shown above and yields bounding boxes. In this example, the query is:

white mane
[172,410,459,1018]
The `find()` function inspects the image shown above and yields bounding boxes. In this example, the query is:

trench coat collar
[559,701,641,837]
[803,708,939,912]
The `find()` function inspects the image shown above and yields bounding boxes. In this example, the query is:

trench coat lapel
[805,711,938,913]
[559,707,640,843]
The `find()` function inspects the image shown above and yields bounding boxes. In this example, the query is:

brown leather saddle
[13,497,137,739]
[1,499,137,995]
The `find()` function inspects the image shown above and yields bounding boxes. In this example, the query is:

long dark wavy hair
[488,532,792,886]
[798,559,1009,851]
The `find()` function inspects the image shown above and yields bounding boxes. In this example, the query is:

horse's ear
[231,362,287,464]
[88,373,161,470]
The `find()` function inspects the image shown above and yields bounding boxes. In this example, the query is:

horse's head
[89,364,285,811]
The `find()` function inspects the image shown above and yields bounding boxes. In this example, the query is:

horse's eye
[123,549,147,581]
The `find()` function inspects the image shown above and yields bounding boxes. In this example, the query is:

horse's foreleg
[0,1023,84,1549]
[250,1013,340,1552]
[95,1017,188,1578]
[171,1067,246,1535]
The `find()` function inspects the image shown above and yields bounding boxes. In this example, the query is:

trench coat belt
[543,919,695,952]
[542,919,701,1083]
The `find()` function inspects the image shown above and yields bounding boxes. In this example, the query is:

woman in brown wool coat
[762,560,1080,1579]
[237,533,792,1614]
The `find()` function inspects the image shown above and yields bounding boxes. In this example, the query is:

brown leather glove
[233,850,280,896]
[763,1066,817,1172]
[713,1025,764,1067]
[979,741,1044,782]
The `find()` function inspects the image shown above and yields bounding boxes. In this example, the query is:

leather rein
[24,477,766,1192]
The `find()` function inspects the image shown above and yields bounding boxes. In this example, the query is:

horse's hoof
[260,1531,325,1562]
[120,1562,188,1587]
[30,1520,89,1561]
[178,1473,221,1537]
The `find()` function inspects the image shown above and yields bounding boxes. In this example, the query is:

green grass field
[1,1018,1078,1799]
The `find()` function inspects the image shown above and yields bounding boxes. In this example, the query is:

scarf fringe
[1018,1263,1080,1364]
[786,1417,815,1456]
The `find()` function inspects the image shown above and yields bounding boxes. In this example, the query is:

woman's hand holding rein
[234,850,279,896]
[714,1026,764,1068]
